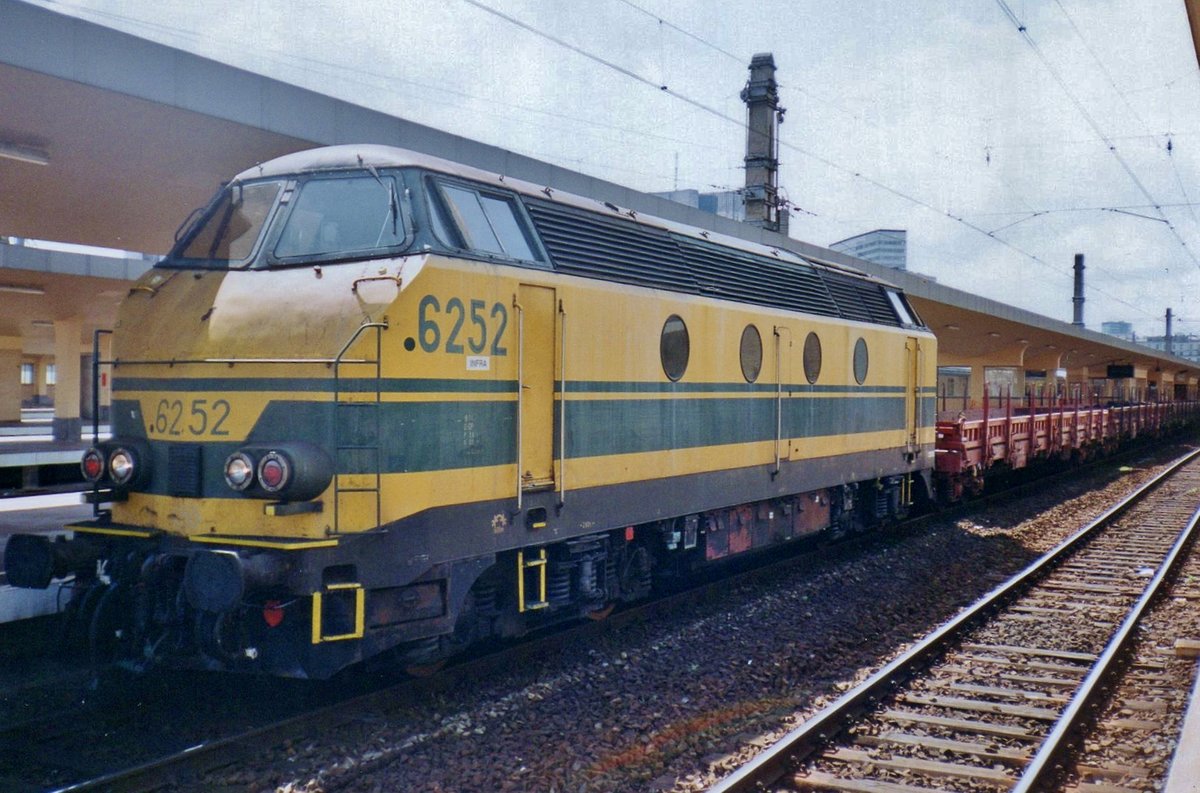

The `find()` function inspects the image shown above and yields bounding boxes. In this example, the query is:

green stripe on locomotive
[112,387,934,499]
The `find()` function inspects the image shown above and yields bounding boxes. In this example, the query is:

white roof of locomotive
[235,144,887,285]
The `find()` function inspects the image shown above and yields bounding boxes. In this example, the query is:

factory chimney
[741,53,787,236]
[1166,308,1174,355]
[1072,253,1085,327]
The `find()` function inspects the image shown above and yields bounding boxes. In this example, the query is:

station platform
[0,493,92,622]
[0,408,108,495]
[1167,660,1200,792]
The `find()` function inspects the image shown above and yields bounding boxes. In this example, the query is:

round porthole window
[660,315,690,381]
[803,332,822,384]
[740,324,763,383]
[853,338,869,385]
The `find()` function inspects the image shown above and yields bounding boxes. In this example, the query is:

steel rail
[47,515,855,793]
[29,447,1195,793]
[1012,498,1200,791]
[708,445,1200,793]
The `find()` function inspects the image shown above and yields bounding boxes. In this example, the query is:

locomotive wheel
[195,610,244,664]
[88,585,130,668]
[405,659,447,677]
[58,582,103,652]
[618,545,652,602]
[586,603,615,621]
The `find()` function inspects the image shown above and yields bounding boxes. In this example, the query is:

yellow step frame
[311,583,366,643]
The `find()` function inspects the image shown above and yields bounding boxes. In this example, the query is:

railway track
[0,445,1189,792]
[710,447,1200,793]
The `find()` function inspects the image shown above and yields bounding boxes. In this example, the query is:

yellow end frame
[517,548,549,613]
[310,583,365,644]
[70,525,156,539]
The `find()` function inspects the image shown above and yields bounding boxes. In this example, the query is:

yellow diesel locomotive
[5,145,936,678]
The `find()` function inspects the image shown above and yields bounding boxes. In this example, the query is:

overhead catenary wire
[974,201,1200,217]
[995,0,1200,273]
[32,0,1174,321]
[1051,0,1200,232]
[459,0,1157,318]
[609,0,889,133]
[35,0,738,189]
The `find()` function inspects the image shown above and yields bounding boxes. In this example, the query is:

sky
[28,0,1200,339]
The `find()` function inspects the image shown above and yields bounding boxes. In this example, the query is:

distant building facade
[829,229,907,270]
[653,189,745,222]
[1101,321,1134,341]
[1143,335,1200,362]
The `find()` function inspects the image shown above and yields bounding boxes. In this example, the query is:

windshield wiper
[367,166,400,234]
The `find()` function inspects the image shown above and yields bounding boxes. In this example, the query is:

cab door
[905,336,923,450]
[773,325,793,469]
[517,284,556,490]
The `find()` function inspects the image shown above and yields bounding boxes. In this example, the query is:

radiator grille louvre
[821,271,900,325]
[168,444,203,498]
[674,235,843,318]
[524,196,903,327]
[525,199,697,292]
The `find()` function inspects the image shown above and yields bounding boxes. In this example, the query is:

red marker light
[257,451,290,494]
[262,600,285,628]
[260,459,284,489]
[81,449,105,482]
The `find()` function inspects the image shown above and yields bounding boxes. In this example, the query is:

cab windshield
[271,173,407,263]
[166,180,283,268]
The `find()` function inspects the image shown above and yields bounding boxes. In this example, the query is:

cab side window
[432,181,540,262]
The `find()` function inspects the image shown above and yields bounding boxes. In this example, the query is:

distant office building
[1143,335,1200,362]
[653,189,745,222]
[1101,321,1134,341]
[698,191,745,222]
[829,229,907,270]
[654,189,701,208]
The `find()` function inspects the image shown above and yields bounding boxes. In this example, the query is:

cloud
[36,0,1200,336]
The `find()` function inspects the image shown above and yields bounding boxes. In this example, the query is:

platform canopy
[1,0,1198,384]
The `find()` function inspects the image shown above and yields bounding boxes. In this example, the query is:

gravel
[164,442,1198,793]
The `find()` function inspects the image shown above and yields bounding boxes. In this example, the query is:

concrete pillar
[1066,367,1091,403]
[52,318,82,441]
[35,356,50,405]
[1159,371,1175,402]
[1024,349,1064,408]
[940,341,1028,410]
[1133,365,1150,402]
[0,339,22,422]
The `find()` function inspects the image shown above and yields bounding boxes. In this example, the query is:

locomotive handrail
[559,300,567,507]
[91,328,114,518]
[334,320,388,363]
[332,320,388,535]
[773,326,783,477]
[514,297,525,511]
[350,274,403,293]
[105,356,374,366]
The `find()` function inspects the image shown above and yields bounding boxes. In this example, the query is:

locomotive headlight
[228,442,330,501]
[256,451,291,494]
[81,448,106,483]
[223,452,256,491]
[109,448,136,485]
